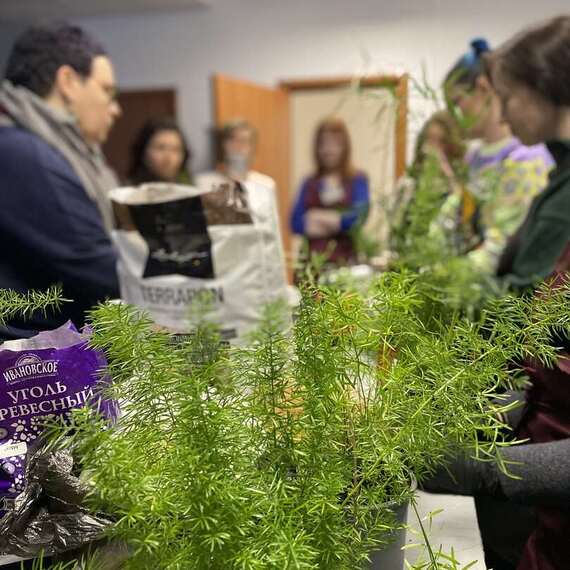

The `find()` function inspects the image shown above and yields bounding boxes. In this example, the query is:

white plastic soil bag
[110,182,288,342]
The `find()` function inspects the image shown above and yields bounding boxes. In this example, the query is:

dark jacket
[498,141,570,289]
[0,126,119,340]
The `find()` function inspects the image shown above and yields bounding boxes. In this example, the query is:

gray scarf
[0,81,118,233]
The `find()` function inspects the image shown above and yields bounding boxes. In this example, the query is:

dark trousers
[475,495,536,570]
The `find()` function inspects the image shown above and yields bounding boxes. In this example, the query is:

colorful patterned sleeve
[468,156,552,273]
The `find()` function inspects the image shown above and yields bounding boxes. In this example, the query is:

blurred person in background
[0,22,121,339]
[128,117,192,185]
[290,118,370,268]
[196,118,270,190]
[391,110,467,252]
[412,110,467,178]
[196,118,287,286]
[443,38,553,274]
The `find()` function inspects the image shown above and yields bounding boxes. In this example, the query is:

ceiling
[0,0,210,22]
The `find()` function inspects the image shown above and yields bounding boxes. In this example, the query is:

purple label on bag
[0,323,116,501]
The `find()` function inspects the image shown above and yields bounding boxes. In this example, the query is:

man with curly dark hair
[0,23,121,339]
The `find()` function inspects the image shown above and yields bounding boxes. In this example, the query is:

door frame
[280,75,408,180]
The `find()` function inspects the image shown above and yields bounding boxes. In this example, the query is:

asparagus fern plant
[387,151,505,321]
[39,270,570,570]
[0,287,64,325]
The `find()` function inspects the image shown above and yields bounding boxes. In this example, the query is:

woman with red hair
[290,118,370,266]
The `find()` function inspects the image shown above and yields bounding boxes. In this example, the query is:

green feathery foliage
[388,152,505,320]
[40,270,570,570]
[390,156,455,267]
[0,287,65,325]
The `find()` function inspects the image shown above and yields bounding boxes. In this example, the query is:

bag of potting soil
[0,322,115,509]
[110,181,289,342]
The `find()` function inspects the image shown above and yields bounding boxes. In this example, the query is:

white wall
[6,1,568,171]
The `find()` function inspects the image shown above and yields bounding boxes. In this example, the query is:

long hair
[412,110,466,175]
[313,118,355,181]
[128,118,191,185]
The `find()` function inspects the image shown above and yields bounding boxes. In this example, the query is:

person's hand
[305,209,342,238]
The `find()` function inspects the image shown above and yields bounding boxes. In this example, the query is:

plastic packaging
[0,449,112,558]
[111,182,289,342]
[0,323,116,558]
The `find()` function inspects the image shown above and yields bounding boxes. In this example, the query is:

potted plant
[29,265,568,570]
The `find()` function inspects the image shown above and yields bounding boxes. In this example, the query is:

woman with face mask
[195,119,287,290]
[196,119,266,187]
[290,118,370,267]
[128,118,192,185]
[443,38,554,274]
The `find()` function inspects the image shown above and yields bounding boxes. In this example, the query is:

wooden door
[212,75,291,265]
[103,89,177,182]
